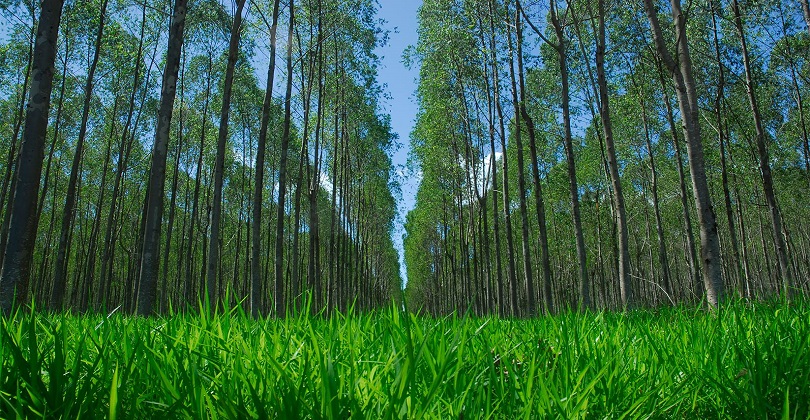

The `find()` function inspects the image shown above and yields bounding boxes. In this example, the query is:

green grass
[1,301,808,419]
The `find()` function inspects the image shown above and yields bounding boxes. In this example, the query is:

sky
[374,0,422,286]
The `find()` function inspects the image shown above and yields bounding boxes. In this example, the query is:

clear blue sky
[375,0,422,286]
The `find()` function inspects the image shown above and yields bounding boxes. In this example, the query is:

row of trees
[0,0,401,316]
[404,0,810,316]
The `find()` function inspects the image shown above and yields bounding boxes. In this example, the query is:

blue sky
[375,0,422,285]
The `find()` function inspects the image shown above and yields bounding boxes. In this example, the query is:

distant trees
[404,0,810,315]
[0,0,400,315]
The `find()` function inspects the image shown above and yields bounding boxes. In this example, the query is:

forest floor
[0,300,807,418]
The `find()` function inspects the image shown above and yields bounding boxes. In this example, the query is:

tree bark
[274,0,295,317]
[0,0,65,314]
[595,0,631,309]
[731,0,793,298]
[251,0,282,318]
[550,0,590,310]
[507,6,535,317]
[137,0,189,316]
[643,0,724,307]
[51,0,109,311]
[207,0,247,312]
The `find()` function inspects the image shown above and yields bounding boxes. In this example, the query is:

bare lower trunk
[207,0,247,312]
[644,0,723,307]
[731,0,793,298]
[137,0,189,316]
[0,0,65,314]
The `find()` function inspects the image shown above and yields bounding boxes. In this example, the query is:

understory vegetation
[1,300,807,418]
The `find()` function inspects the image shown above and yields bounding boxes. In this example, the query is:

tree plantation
[0,0,809,417]
[403,0,810,315]
[0,0,400,316]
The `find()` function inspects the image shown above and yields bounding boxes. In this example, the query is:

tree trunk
[595,0,631,309]
[137,0,189,316]
[551,0,590,310]
[0,0,65,314]
[51,0,109,311]
[643,0,724,307]
[274,0,295,317]
[506,7,535,317]
[207,0,247,312]
[731,0,793,298]
[515,3,553,315]
[251,0,282,318]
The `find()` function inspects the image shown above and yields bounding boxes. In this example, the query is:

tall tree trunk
[137,0,189,316]
[710,1,744,294]
[251,0,282,318]
[730,0,793,297]
[643,0,724,307]
[595,0,631,309]
[274,0,295,317]
[507,7,536,317]
[486,0,519,317]
[308,5,325,314]
[515,3,553,315]
[483,2,505,317]
[51,0,109,311]
[550,0,590,310]
[0,0,65,314]
[207,0,247,312]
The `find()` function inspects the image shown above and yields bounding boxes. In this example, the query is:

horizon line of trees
[0,0,402,317]
[404,0,810,316]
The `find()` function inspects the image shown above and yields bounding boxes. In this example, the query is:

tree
[137,0,189,316]
[0,0,65,314]
[642,0,724,307]
[207,0,247,311]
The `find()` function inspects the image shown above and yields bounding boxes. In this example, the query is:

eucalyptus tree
[642,0,724,307]
[274,0,295,317]
[50,0,110,311]
[206,0,247,310]
[730,0,793,297]
[137,0,189,316]
[0,0,65,314]
[252,0,282,317]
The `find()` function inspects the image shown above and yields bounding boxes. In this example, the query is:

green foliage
[0,301,807,418]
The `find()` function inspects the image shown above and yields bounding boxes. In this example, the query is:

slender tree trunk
[137,0,189,316]
[0,0,65,314]
[594,0,631,309]
[709,1,744,295]
[274,0,295,317]
[483,3,505,317]
[731,0,793,297]
[51,0,109,311]
[644,0,724,307]
[550,0,590,310]
[99,4,149,309]
[251,0,282,318]
[308,6,324,313]
[207,0,247,312]
[506,8,535,317]
[515,0,553,315]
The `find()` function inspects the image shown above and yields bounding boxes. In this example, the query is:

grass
[0,300,808,419]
